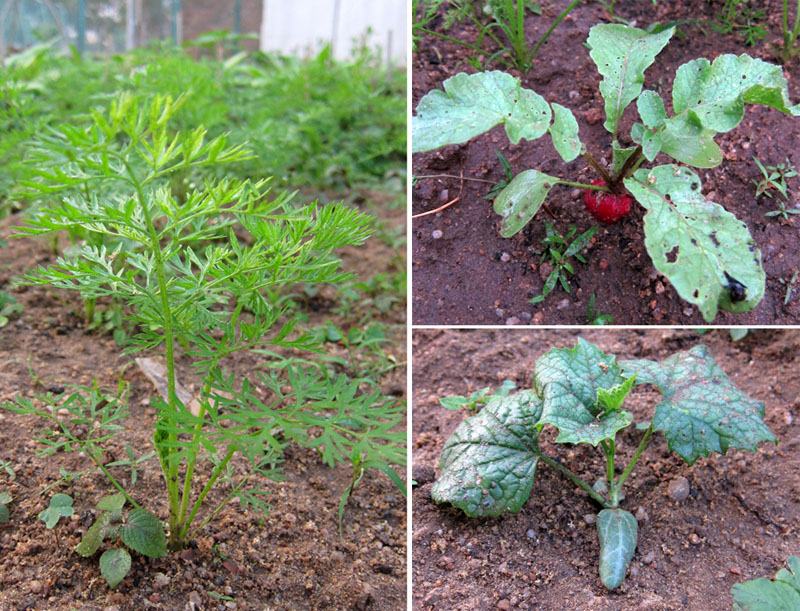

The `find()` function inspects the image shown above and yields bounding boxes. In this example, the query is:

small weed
[753,156,799,220]
[774,0,800,64]
[586,293,614,325]
[0,457,15,480]
[0,491,11,523]
[531,223,598,304]
[106,444,157,487]
[38,493,74,548]
[711,0,768,46]
[0,290,23,328]
[484,150,515,200]
[780,270,799,304]
[439,379,516,414]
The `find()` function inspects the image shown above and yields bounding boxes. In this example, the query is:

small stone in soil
[668,476,690,502]
[583,514,596,525]
[689,533,701,545]
[526,529,536,539]
[500,252,511,263]
[643,551,656,565]
[635,506,648,522]
[412,464,435,485]
[432,229,443,240]
[683,308,694,317]
[505,316,521,325]
[153,572,170,589]
[495,308,505,318]
[29,581,42,594]
[557,299,570,310]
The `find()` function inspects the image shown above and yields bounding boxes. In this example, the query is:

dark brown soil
[412,0,800,324]
[0,198,407,611]
[411,328,800,610]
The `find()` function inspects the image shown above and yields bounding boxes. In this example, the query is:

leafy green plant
[413,0,580,71]
[711,0,768,46]
[732,555,800,609]
[439,379,516,414]
[586,292,613,325]
[0,290,23,328]
[531,223,598,304]
[753,156,799,221]
[781,270,799,304]
[3,91,405,553]
[775,0,800,64]
[432,339,775,589]
[38,493,74,547]
[413,24,800,321]
[0,491,12,523]
[75,493,167,588]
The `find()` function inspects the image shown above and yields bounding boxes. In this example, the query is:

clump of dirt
[412,0,800,324]
[412,328,800,610]
[0,203,407,611]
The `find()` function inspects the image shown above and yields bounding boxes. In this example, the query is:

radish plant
[431,339,775,589]
[4,92,406,557]
[412,23,800,322]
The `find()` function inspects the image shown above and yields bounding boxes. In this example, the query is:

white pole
[126,0,134,51]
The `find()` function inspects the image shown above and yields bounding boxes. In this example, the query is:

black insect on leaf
[724,271,747,303]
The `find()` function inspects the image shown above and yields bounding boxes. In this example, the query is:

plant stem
[536,452,611,509]
[612,423,654,495]
[414,173,495,184]
[178,445,236,543]
[84,447,142,510]
[583,151,612,185]
[616,145,643,183]
[556,179,609,191]
[601,439,616,502]
[529,0,582,60]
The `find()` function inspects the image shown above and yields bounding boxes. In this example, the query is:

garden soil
[0,198,406,610]
[412,0,800,324]
[412,328,800,610]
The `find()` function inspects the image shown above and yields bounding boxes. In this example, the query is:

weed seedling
[432,339,775,589]
[753,156,799,220]
[531,223,598,304]
[711,0,768,46]
[774,0,800,64]
[413,24,800,321]
[75,493,167,588]
[586,293,613,325]
[439,379,516,414]
[781,269,800,304]
[0,492,12,523]
[0,290,23,328]
[38,493,74,548]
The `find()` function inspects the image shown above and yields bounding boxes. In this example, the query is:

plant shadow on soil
[0,200,407,611]
[412,0,800,324]
[412,328,800,610]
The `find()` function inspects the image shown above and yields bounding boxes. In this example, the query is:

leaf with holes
[621,344,776,465]
[624,165,764,322]
[587,24,675,136]
[534,338,634,446]
[431,390,543,517]
[493,170,558,237]
[412,71,551,153]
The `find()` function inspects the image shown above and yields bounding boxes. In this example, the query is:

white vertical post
[126,0,135,51]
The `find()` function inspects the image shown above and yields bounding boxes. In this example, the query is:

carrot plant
[413,24,800,321]
[3,92,406,563]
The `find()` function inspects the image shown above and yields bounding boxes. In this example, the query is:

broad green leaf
[620,344,776,466]
[588,24,675,136]
[0,503,8,523]
[659,114,722,168]
[597,508,638,589]
[100,547,131,588]
[119,508,167,558]
[597,375,637,414]
[412,71,552,153]
[534,339,633,446]
[673,55,800,134]
[96,493,126,512]
[75,512,112,557]
[732,556,800,611]
[0,492,11,504]
[637,90,667,128]
[493,170,558,237]
[432,391,543,517]
[549,103,582,162]
[641,130,662,161]
[624,165,764,322]
[439,396,469,410]
[39,493,74,528]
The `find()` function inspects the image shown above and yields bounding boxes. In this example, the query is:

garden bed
[411,327,800,609]
[412,0,800,324]
[0,196,407,611]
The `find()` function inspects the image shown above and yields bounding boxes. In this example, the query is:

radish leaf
[549,103,582,162]
[494,170,558,237]
[625,165,764,322]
